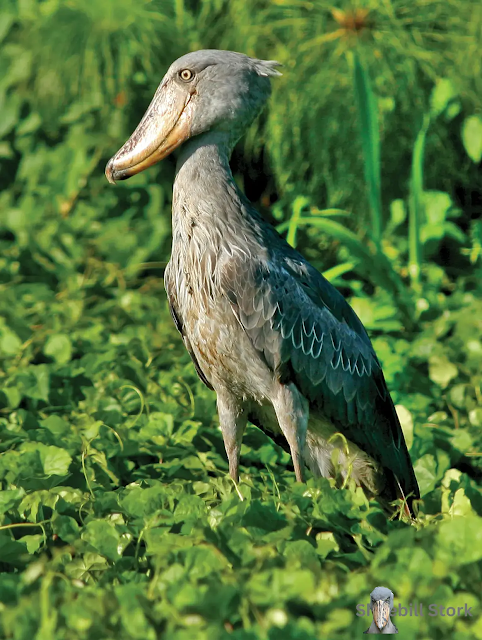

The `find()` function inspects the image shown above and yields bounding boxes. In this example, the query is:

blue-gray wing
[220,251,419,503]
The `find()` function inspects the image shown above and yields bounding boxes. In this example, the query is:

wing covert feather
[221,252,418,499]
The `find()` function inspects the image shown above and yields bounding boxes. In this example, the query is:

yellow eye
[179,69,194,82]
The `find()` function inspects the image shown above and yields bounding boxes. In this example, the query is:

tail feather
[252,415,419,518]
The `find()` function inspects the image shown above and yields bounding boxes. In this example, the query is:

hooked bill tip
[105,158,117,185]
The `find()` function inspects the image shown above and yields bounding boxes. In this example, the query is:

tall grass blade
[322,261,357,283]
[352,51,383,245]
[286,196,310,247]
[276,208,350,236]
[409,114,430,292]
[300,217,413,325]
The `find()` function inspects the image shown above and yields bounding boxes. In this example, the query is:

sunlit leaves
[395,405,414,450]
[82,520,122,563]
[0,318,22,355]
[37,445,73,476]
[44,333,72,365]
[462,115,482,164]
[430,79,458,118]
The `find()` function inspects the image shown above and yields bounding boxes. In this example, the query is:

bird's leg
[272,382,309,482]
[217,392,247,482]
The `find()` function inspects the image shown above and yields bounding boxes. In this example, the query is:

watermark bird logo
[364,587,398,634]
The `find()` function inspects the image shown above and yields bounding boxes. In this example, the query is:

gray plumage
[106,49,419,515]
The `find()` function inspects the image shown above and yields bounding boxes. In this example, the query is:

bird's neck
[172,133,251,232]
[175,132,235,179]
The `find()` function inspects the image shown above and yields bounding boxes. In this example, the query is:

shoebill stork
[106,49,419,515]
[364,587,398,634]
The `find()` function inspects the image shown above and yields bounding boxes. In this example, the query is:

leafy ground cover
[1,1,482,638]
[1,209,482,639]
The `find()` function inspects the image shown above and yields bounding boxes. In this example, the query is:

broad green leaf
[0,94,21,138]
[436,517,482,565]
[40,415,70,436]
[19,534,43,554]
[2,386,21,408]
[389,199,406,227]
[38,445,72,476]
[423,191,452,226]
[0,318,22,355]
[428,355,458,388]
[16,112,42,136]
[82,520,121,563]
[17,364,50,401]
[448,383,466,409]
[18,490,60,521]
[115,585,157,640]
[395,405,414,450]
[44,333,72,365]
[52,514,80,543]
[462,115,482,163]
[469,408,482,427]
[0,488,26,515]
[413,454,438,496]
[430,78,457,117]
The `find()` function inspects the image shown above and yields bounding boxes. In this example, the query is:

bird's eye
[179,69,194,82]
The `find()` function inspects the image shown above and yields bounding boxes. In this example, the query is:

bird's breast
[168,233,273,402]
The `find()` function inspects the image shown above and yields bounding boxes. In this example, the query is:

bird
[105,49,419,516]
[364,586,398,634]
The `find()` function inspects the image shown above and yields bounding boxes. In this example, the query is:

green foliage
[0,0,482,638]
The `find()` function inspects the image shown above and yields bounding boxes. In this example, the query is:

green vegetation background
[1,1,482,638]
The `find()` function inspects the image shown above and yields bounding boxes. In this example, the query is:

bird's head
[369,586,394,630]
[105,49,281,183]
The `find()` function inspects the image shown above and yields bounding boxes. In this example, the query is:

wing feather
[220,251,419,505]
